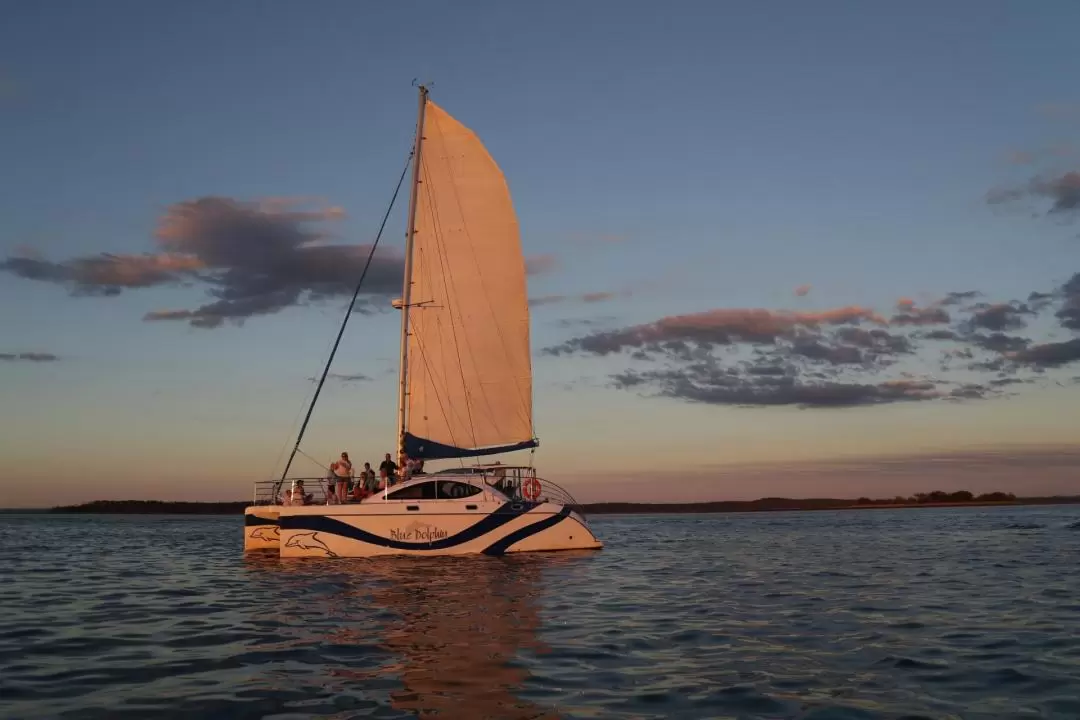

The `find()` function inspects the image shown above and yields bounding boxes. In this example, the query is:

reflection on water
[2,506,1080,719]
[242,552,580,719]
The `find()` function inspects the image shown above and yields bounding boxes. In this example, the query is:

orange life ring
[522,476,541,501]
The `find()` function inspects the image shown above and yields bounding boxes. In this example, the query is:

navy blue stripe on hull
[245,514,279,527]
[482,506,572,555]
[279,502,543,551]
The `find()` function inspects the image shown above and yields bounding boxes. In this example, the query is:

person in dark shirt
[379,453,399,486]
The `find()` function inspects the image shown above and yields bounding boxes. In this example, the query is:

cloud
[307,372,372,383]
[940,290,981,306]
[611,360,959,408]
[0,352,59,362]
[1005,145,1075,166]
[1010,338,1080,368]
[1028,291,1056,313]
[966,301,1036,332]
[1034,171,1080,214]
[1037,103,1080,120]
[794,284,812,297]
[1,196,559,329]
[1007,150,1034,166]
[524,254,557,275]
[544,272,1080,410]
[530,289,630,307]
[544,305,888,357]
[968,333,1030,353]
[891,301,950,326]
[987,170,1080,217]
[1057,272,1080,330]
[555,316,618,329]
[0,250,203,296]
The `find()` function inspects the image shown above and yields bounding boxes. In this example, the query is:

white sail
[402,99,536,459]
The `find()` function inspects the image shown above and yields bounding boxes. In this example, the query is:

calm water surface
[2,506,1079,719]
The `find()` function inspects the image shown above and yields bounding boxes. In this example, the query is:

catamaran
[243,85,602,557]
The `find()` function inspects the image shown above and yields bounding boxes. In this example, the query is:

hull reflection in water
[243,552,593,718]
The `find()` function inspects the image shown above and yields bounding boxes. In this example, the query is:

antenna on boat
[396,82,429,468]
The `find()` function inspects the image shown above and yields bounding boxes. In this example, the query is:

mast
[396,84,428,466]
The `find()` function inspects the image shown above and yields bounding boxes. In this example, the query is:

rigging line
[266,382,318,483]
[296,447,329,471]
[413,328,465,455]
[277,147,415,495]
[412,159,478,459]
[421,152,483,449]
[422,151,496,453]
[267,323,343,481]
[408,195,469,461]
[430,125,531,426]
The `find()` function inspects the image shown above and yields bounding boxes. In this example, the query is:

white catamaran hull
[244,506,281,551]
[277,501,601,558]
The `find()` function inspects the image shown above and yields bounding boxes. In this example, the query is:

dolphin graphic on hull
[285,532,338,557]
[249,525,280,541]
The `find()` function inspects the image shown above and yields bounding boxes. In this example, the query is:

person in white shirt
[330,452,354,503]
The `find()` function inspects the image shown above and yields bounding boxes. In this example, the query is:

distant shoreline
[43,494,1080,515]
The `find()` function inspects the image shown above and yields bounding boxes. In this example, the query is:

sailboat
[243,85,603,557]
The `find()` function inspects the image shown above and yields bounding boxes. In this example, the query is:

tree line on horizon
[854,490,1017,505]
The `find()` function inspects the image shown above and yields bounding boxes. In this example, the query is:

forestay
[402,99,537,460]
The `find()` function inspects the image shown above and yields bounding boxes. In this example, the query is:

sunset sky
[3,1,1079,507]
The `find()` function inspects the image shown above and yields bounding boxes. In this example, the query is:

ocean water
[1,506,1079,719]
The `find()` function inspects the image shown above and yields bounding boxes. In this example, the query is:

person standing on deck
[379,453,398,487]
[330,452,353,503]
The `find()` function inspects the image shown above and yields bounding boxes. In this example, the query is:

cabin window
[439,481,482,499]
[386,481,482,500]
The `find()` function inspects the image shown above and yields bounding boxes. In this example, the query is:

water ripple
[1,505,1078,718]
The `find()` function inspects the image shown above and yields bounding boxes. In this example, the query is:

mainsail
[400,97,537,460]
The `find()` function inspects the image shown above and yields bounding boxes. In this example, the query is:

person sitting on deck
[491,461,507,486]
[286,480,312,506]
[362,462,377,491]
[330,452,353,503]
[402,455,417,482]
[352,462,377,500]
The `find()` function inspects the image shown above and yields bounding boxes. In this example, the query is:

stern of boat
[244,506,281,551]
[244,479,292,552]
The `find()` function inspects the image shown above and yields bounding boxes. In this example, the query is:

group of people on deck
[310,451,427,504]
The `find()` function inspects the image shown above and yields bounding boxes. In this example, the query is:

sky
[2,1,1079,506]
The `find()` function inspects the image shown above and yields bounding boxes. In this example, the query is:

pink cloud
[524,254,557,275]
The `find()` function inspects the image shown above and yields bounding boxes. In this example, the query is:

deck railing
[252,478,332,506]
[252,468,585,515]
[477,468,584,513]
